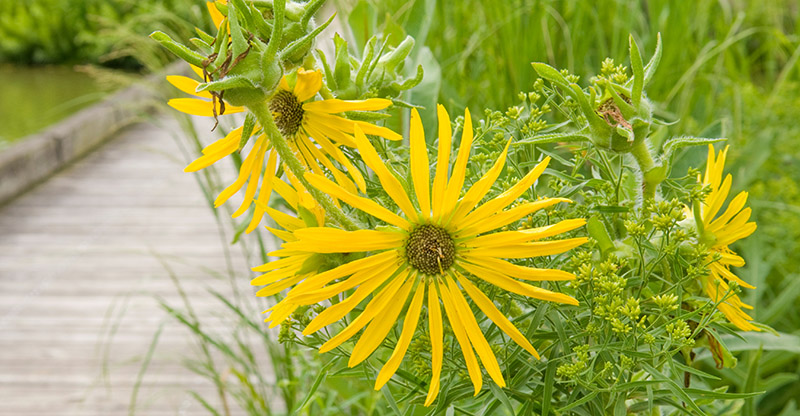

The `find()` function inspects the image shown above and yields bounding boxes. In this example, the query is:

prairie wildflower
[168,68,400,232]
[696,145,758,331]
[253,105,586,405]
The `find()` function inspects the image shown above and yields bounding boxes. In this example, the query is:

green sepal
[629,34,644,108]
[643,33,662,86]
[605,81,635,118]
[194,28,215,45]
[238,113,259,151]
[344,111,391,122]
[280,12,335,64]
[196,75,257,92]
[227,0,249,60]
[298,204,319,228]
[150,31,209,69]
[212,19,230,68]
[355,37,378,87]
[662,136,726,158]
[333,33,355,95]
[189,38,213,56]
[515,131,591,145]
[301,0,326,27]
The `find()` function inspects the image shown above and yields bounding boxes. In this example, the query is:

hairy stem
[248,100,359,230]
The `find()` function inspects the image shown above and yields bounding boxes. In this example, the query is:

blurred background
[0,0,798,415]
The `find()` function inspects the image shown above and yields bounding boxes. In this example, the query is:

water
[0,65,114,146]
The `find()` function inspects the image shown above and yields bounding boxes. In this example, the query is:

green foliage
[0,0,212,67]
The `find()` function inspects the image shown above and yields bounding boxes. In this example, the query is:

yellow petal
[460,157,550,227]
[284,228,404,253]
[438,280,482,395]
[449,140,511,224]
[410,108,431,219]
[183,129,240,172]
[214,136,266,207]
[446,276,505,387]
[456,198,570,238]
[463,256,576,281]
[294,69,323,102]
[352,125,418,219]
[424,281,444,406]
[305,173,410,229]
[304,123,367,191]
[431,104,453,223]
[708,191,748,232]
[272,176,299,210]
[304,98,392,113]
[349,277,415,367]
[167,75,213,99]
[289,252,398,305]
[245,151,278,233]
[311,112,402,141]
[457,273,539,358]
[307,119,357,147]
[704,174,732,224]
[206,1,224,28]
[255,273,306,297]
[231,143,267,218]
[288,250,399,296]
[265,206,305,231]
[319,270,409,353]
[374,282,425,390]
[441,108,474,217]
[168,98,244,117]
[463,237,588,259]
[466,218,586,247]
[461,262,579,305]
[710,262,755,289]
[302,261,401,335]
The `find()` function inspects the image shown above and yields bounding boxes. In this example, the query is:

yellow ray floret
[698,145,758,331]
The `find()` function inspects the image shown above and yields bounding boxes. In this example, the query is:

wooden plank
[0,117,277,415]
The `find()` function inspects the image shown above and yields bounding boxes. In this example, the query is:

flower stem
[630,139,662,200]
[248,100,359,230]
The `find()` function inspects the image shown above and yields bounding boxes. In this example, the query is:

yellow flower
[206,0,226,29]
[697,145,758,331]
[252,105,586,405]
[167,68,400,233]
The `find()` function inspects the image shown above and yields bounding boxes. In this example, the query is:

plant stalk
[248,100,359,230]
[631,139,661,200]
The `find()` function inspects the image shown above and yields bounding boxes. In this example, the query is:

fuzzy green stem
[248,100,359,230]
[630,139,660,200]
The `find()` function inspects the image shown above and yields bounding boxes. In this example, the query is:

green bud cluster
[318,34,422,100]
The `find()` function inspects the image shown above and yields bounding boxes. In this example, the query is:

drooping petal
[446,276,505,388]
[424,280,444,407]
[461,262,579,305]
[348,277,416,366]
[288,250,399,295]
[245,151,278,233]
[374,282,425,390]
[710,262,755,289]
[289,254,398,305]
[438,281,482,395]
[184,127,242,172]
[303,263,403,335]
[319,272,409,353]
[214,136,267,207]
[457,273,539,358]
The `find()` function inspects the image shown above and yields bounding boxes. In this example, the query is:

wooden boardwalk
[0,117,274,415]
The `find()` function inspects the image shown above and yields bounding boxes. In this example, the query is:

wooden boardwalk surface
[0,117,274,415]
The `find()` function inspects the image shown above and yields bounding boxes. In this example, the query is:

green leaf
[640,363,704,414]
[531,62,570,88]
[643,33,662,86]
[541,360,557,416]
[488,383,514,415]
[292,360,335,414]
[588,215,614,255]
[629,34,644,107]
[662,136,726,158]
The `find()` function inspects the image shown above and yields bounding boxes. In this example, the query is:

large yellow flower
[167,68,400,233]
[697,145,758,331]
[252,105,587,405]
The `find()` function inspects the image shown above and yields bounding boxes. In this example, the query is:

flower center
[406,224,455,276]
[269,90,305,136]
